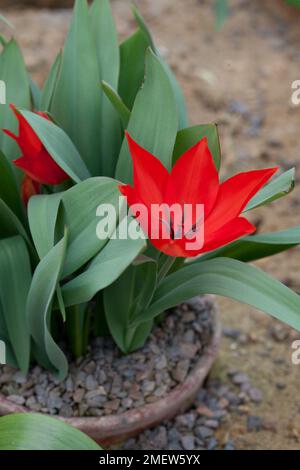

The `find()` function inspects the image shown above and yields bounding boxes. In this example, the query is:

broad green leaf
[20,110,90,183]
[116,49,179,182]
[0,197,30,244]
[40,51,62,111]
[102,81,130,128]
[118,28,150,109]
[245,168,295,212]
[50,0,102,175]
[134,258,300,332]
[132,5,188,129]
[0,150,24,220]
[27,233,68,379]
[173,124,221,170]
[0,414,101,450]
[0,39,31,163]
[61,177,120,277]
[29,78,41,110]
[104,256,156,352]
[90,0,121,176]
[198,225,300,263]
[0,236,31,372]
[62,217,146,307]
[28,193,62,259]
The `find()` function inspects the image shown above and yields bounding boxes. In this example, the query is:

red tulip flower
[21,176,41,207]
[119,132,278,258]
[3,104,69,185]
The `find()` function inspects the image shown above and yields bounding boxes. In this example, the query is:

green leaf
[0,414,101,450]
[135,258,300,332]
[118,28,150,109]
[132,5,188,129]
[116,49,179,182]
[62,217,146,307]
[0,197,30,244]
[61,177,120,277]
[50,0,102,175]
[0,236,31,372]
[28,193,62,259]
[215,0,229,30]
[20,110,90,183]
[245,168,295,212]
[104,256,156,353]
[102,81,130,128]
[198,225,300,263]
[173,124,221,170]
[0,39,31,164]
[40,51,62,111]
[27,233,68,379]
[90,0,121,177]
[29,78,41,110]
[0,150,24,220]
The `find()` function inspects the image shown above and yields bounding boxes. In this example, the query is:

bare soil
[1,0,300,449]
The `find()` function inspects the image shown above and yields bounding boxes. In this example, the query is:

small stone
[153,427,168,449]
[121,397,133,409]
[223,327,241,340]
[175,413,196,429]
[172,359,190,383]
[270,325,289,342]
[142,381,156,393]
[73,388,85,403]
[104,399,120,412]
[65,377,74,392]
[232,372,249,385]
[155,355,167,370]
[207,437,218,450]
[248,387,263,403]
[12,372,27,385]
[85,374,98,391]
[247,415,262,432]
[59,404,73,417]
[204,419,219,429]
[218,397,229,409]
[195,425,214,439]
[180,435,195,450]
[276,382,286,390]
[196,405,214,418]
[179,342,198,359]
[8,395,25,406]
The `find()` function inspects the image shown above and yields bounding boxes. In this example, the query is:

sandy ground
[1,0,300,449]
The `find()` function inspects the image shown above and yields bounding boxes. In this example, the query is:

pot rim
[0,295,222,446]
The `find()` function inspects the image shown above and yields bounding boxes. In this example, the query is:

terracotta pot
[0,296,221,446]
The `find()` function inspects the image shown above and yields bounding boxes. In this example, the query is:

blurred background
[1,0,300,449]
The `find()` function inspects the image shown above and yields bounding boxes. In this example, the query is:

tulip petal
[9,104,42,158]
[126,132,169,206]
[201,216,256,254]
[14,148,68,185]
[21,176,41,207]
[165,137,219,219]
[205,167,278,233]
